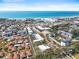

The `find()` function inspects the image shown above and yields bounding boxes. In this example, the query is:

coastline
[0,16,79,19]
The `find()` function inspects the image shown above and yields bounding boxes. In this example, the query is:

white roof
[36,26,44,30]
[27,27,33,33]
[45,18,58,22]
[14,44,20,47]
[44,27,50,30]
[33,27,40,32]
[61,41,66,46]
[61,31,73,36]
[33,34,44,42]
[74,21,79,24]
[38,45,50,51]
[17,40,23,44]
[36,26,50,30]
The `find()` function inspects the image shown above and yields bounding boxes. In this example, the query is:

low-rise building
[61,39,72,46]
[32,33,44,43]
[17,30,27,36]
[58,31,73,39]
[36,26,50,31]
[27,27,33,35]
[38,44,50,52]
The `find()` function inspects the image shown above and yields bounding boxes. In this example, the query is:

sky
[0,0,79,11]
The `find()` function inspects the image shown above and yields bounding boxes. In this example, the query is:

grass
[74,54,79,59]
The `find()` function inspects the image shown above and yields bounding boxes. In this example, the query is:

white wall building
[27,27,33,35]
[36,26,50,31]
[38,44,50,52]
[33,34,44,43]
[61,41,66,46]
[59,31,73,39]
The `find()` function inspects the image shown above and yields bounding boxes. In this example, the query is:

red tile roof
[20,50,27,58]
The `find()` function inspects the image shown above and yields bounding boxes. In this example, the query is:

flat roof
[33,34,44,42]
[38,44,50,51]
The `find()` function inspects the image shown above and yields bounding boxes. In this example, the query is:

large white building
[36,26,50,31]
[38,44,50,52]
[33,33,44,43]
[27,27,33,35]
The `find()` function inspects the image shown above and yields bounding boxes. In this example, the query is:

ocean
[0,11,79,18]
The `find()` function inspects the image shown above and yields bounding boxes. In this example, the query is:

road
[28,35,36,58]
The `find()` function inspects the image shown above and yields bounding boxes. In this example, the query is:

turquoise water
[0,11,79,18]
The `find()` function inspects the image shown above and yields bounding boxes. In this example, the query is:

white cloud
[0,3,79,11]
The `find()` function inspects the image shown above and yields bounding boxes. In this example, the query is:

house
[20,50,27,59]
[6,54,13,59]
[27,49,33,57]
[8,44,16,52]
[13,53,20,59]
[25,39,29,43]
[0,51,4,58]
[17,40,24,44]
[14,44,20,48]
